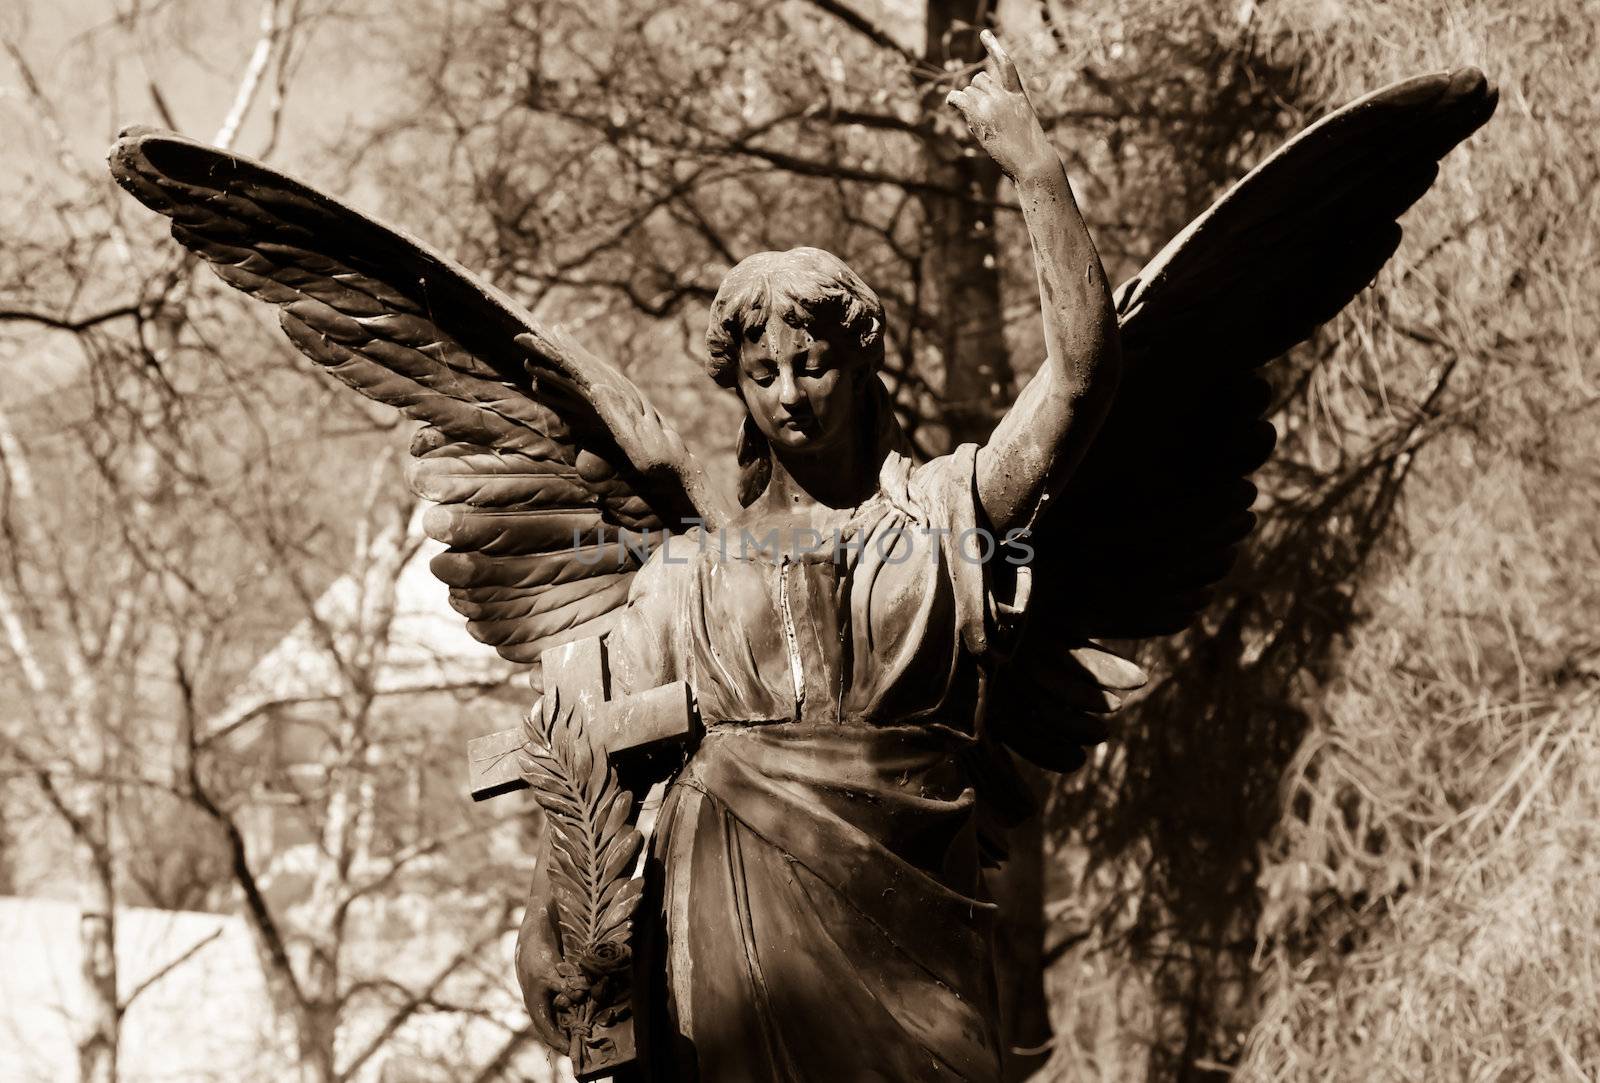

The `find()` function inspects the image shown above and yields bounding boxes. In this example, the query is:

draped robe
[608,445,1010,1081]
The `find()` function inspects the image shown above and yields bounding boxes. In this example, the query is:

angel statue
[111,29,1494,1083]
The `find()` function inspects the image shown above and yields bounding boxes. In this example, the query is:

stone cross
[468,636,695,803]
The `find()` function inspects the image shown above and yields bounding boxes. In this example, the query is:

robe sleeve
[904,444,1042,849]
[903,442,996,660]
[604,531,696,698]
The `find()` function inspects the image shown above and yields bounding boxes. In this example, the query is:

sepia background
[1,0,1596,1080]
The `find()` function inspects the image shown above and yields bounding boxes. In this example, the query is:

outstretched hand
[945,30,1059,183]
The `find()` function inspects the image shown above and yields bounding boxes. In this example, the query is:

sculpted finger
[515,901,568,1050]
[980,28,1022,93]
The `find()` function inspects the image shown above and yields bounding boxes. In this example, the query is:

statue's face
[735,314,861,455]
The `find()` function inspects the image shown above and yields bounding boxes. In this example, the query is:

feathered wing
[110,127,735,664]
[993,68,1498,771]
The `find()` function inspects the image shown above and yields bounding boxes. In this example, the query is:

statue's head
[706,248,884,463]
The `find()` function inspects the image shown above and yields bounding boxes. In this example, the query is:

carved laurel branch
[516,690,645,1050]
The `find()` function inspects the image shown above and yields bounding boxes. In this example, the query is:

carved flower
[577,940,632,977]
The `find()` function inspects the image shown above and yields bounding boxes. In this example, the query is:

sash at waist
[674,722,994,994]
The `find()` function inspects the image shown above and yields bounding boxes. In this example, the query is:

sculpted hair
[705,247,885,389]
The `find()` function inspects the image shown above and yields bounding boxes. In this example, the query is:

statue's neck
[759,429,879,514]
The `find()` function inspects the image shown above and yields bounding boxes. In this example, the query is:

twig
[798,0,923,68]
[335,903,514,1082]
[0,305,143,333]
[213,0,286,150]
[118,927,225,1012]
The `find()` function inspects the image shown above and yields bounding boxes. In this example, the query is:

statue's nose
[775,366,803,406]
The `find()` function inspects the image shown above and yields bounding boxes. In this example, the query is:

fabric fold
[651,724,1002,1082]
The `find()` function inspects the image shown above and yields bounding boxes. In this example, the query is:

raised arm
[947,31,1121,534]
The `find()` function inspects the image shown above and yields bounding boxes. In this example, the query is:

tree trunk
[295,1005,340,1083]
[922,0,1013,449]
[71,682,119,1083]
[922,5,1048,1079]
[75,825,118,1083]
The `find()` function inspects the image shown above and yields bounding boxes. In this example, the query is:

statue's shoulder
[874,444,980,527]
[629,529,706,593]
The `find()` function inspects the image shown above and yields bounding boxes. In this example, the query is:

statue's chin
[761,420,815,447]
[771,427,817,448]
[760,410,854,458]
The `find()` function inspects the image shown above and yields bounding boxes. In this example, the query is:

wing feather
[1041,68,1496,643]
[111,127,734,663]
[993,69,1496,770]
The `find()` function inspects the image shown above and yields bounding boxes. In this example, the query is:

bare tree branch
[0,304,143,333]
[213,0,287,149]
[797,0,923,67]
[335,903,515,1082]
[117,928,225,1014]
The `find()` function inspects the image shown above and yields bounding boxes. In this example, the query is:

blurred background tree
[1,3,545,1080]
[2,0,1596,1081]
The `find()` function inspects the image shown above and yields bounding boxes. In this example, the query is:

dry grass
[1245,689,1600,1081]
[1026,1,1600,1079]
[1237,4,1600,1078]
